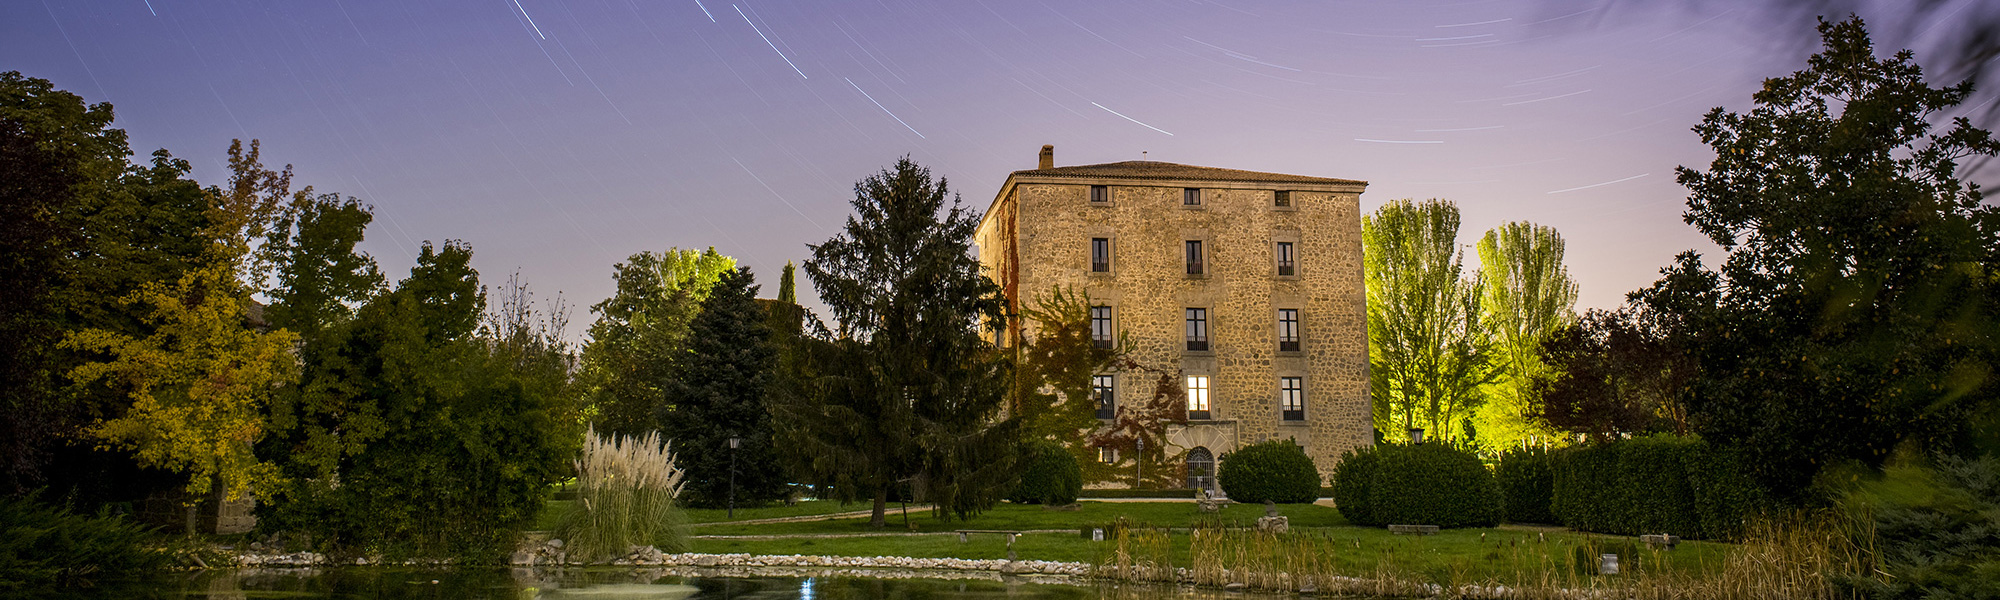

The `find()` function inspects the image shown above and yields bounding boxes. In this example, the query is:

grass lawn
[692,500,1345,536]
[684,500,866,525]
[686,500,1737,585]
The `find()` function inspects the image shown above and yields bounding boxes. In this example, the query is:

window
[1276,242,1296,276]
[1091,185,1108,203]
[1185,308,1209,351]
[1185,240,1205,275]
[1186,375,1211,419]
[1094,374,1116,419]
[1098,446,1118,463]
[1090,306,1114,349]
[1278,309,1300,352]
[1275,190,1292,207]
[1091,238,1111,272]
[1184,188,1202,206]
[1281,377,1305,421]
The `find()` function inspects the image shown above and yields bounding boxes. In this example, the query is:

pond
[63,568,1312,600]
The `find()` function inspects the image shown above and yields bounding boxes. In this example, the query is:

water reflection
[60,568,1302,600]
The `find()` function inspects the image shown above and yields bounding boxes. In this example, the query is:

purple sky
[4,0,1983,332]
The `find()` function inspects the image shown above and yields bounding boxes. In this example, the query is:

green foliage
[1495,447,1557,524]
[1008,439,1082,506]
[781,157,1020,526]
[1536,307,1696,442]
[659,267,786,508]
[1330,445,1381,526]
[261,242,577,560]
[1659,16,2000,499]
[1473,222,1576,451]
[580,247,735,437]
[1368,443,1503,528]
[0,494,167,589]
[555,430,689,561]
[777,261,797,304]
[1364,198,1496,444]
[1216,440,1320,504]
[1550,435,1764,539]
[1837,454,2000,599]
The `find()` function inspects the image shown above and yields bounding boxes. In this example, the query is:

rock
[546,538,565,549]
[510,551,536,566]
[1255,515,1289,534]
[1223,582,1246,592]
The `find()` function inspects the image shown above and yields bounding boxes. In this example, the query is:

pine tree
[781,157,1020,526]
[659,267,785,508]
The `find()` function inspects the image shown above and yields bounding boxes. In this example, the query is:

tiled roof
[1009,161,1364,185]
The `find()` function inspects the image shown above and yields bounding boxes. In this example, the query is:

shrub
[0,495,167,589]
[1550,434,1764,539]
[1370,443,1503,528]
[1496,447,1557,524]
[1008,439,1082,505]
[555,429,689,562]
[1079,488,1197,499]
[1330,445,1381,526]
[1216,440,1321,504]
[1836,454,2000,599]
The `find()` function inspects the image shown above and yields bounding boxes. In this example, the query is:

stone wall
[980,176,1371,483]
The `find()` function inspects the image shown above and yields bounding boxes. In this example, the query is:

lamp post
[1134,437,1145,489]
[727,436,744,519]
[1407,428,1425,445]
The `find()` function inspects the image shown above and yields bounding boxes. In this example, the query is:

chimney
[1038,145,1054,170]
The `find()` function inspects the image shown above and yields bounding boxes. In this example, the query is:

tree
[781,157,1020,526]
[658,267,787,508]
[265,241,577,559]
[1536,306,1695,442]
[61,140,298,501]
[1661,16,2000,497]
[777,261,797,304]
[579,248,735,436]
[1364,198,1497,443]
[1472,222,1578,451]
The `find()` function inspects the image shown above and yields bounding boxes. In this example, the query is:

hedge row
[1547,434,1765,540]
[1332,443,1501,528]
[1079,488,1199,499]
[1495,447,1556,524]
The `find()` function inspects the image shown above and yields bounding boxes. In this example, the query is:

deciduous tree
[1364,198,1496,444]
[580,248,735,436]
[1472,222,1578,450]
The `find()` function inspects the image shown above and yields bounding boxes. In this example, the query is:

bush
[1078,488,1198,499]
[1550,434,1764,539]
[1371,443,1503,528]
[1008,439,1082,505]
[555,429,689,562]
[1330,446,1381,526]
[1836,454,2000,599]
[0,495,168,589]
[1217,440,1321,504]
[1496,447,1557,524]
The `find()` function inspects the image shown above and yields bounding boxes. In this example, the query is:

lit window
[1098,446,1117,463]
[1185,240,1204,275]
[1187,375,1211,418]
[1090,306,1114,349]
[1091,185,1109,203]
[1281,377,1305,421]
[1094,374,1115,419]
[1091,238,1111,272]
[1184,188,1201,206]
[1185,308,1209,352]
[1278,309,1300,352]
[1276,242,1295,276]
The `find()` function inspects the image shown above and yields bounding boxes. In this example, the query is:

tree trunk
[870,486,888,528]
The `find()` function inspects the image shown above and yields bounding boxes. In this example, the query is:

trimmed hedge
[1217,440,1322,504]
[1330,446,1381,526]
[1330,443,1502,528]
[1550,434,1765,540]
[1496,447,1557,524]
[1372,443,1503,528]
[1007,439,1083,505]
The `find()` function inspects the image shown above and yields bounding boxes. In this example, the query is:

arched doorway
[1186,447,1215,493]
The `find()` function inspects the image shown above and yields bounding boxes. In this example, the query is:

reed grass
[554,428,689,562]
[1094,513,1867,600]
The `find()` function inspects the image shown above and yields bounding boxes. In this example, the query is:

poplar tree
[783,157,1019,526]
[1364,198,1496,443]
[1472,222,1577,450]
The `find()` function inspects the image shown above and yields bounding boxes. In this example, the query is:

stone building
[974,146,1373,491]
